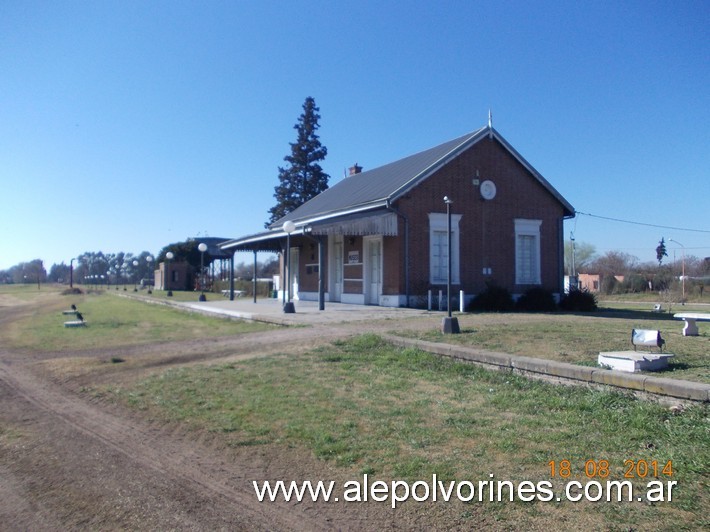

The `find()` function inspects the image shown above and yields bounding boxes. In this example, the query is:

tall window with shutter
[429,213,462,285]
[515,219,542,285]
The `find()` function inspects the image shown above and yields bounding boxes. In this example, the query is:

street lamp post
[441,196,460,334]
[133,260,139,291]
[70,258,74,288]
[146,255,153,293]
[198,243,208,301]
[282,220,296,313]
[165,252,174,297]
[669,239,686,302]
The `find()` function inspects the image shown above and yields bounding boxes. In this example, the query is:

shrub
[61,287,84,295]
[466,283,514,312]
[620,273,648,293]
[600,275,619,295]
[515,287,557,312]
[559,288,598,312]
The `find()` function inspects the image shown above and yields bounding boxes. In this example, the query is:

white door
[366,237,382,305]
[331,236,343,302]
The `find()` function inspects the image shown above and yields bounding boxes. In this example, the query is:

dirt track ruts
[0,340,341,530]
[0,303,377,532]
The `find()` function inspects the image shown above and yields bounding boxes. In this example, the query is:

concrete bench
[64,320,86,328]
[597,352,674,373]
[674,312,710,336]
[598,329,672,373]
[221,289,245,298]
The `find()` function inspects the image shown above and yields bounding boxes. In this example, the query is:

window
[515,219,542,285]
[429,213,461,284]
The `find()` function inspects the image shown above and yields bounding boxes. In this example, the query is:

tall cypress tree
[267,97,329,226]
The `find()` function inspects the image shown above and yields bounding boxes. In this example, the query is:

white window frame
[429,213,461,285]
[515,219,542,285]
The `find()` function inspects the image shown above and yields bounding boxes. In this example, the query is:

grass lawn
[119,288,271,303]
[392,307,710,384]
[3,284,708,528]
[1,284,274,352]
[107,335,709,530]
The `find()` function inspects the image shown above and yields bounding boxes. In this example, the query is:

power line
[574,211,710,234]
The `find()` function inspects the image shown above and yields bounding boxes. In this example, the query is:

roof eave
[490,128,575,216]
[269,200,390,230]
[388,127,489,203]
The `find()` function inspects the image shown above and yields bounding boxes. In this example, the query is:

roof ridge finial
[488,109,492,129]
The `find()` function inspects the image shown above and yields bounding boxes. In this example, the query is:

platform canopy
[220,209,398,253]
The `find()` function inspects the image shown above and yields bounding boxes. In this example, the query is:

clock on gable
[480,180,497,200]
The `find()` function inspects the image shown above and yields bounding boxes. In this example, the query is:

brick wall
[391,136,566,298]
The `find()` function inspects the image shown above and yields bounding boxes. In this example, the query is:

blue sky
[1,0,708,270]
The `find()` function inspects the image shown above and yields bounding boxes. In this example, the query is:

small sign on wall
[348,251,360,264]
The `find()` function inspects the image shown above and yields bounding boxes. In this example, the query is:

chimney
[348,163,363,176]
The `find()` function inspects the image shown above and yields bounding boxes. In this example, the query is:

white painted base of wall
[341,293,365,305]
[295,291,329,302]
[379,294,407,307]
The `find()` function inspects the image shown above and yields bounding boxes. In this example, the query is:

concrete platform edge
[381,334,709,403]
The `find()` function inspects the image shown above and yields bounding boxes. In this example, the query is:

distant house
[566,273,626,293]
[154,261,192,292]
[154,237,232,292]
[221,123,575,307]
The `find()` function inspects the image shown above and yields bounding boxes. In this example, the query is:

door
[365,237,382,305]
[330,236,343,302]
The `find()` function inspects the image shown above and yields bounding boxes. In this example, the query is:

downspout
[386,200,410,308]
[560,212,575,298]
[558,218,564,297]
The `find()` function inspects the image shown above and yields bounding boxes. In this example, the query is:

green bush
[515,287,557,312]
[600,275,619,295]
[620,273,648,293]
[466,283,514,312]
[559,288,598,312]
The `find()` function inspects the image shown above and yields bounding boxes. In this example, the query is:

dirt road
[0,299,453,530]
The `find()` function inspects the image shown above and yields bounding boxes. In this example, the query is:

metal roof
[269,127,487,228]
[193,237,233,258]
[269,125,574,229]
[222,125,575,252]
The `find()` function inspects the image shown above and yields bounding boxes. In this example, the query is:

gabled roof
[270,125,574,229]
[195,237,233,259]
[221,124,574,252]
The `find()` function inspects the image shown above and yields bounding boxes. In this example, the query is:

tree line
[564,240,710,295]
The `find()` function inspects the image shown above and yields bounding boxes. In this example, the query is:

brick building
[221,123,575,307]
[154,260,193,292]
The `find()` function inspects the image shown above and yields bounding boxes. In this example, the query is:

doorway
[330,236,343,302]
[365,236,382,305]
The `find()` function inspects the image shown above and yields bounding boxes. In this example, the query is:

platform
[598,351,674,373]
